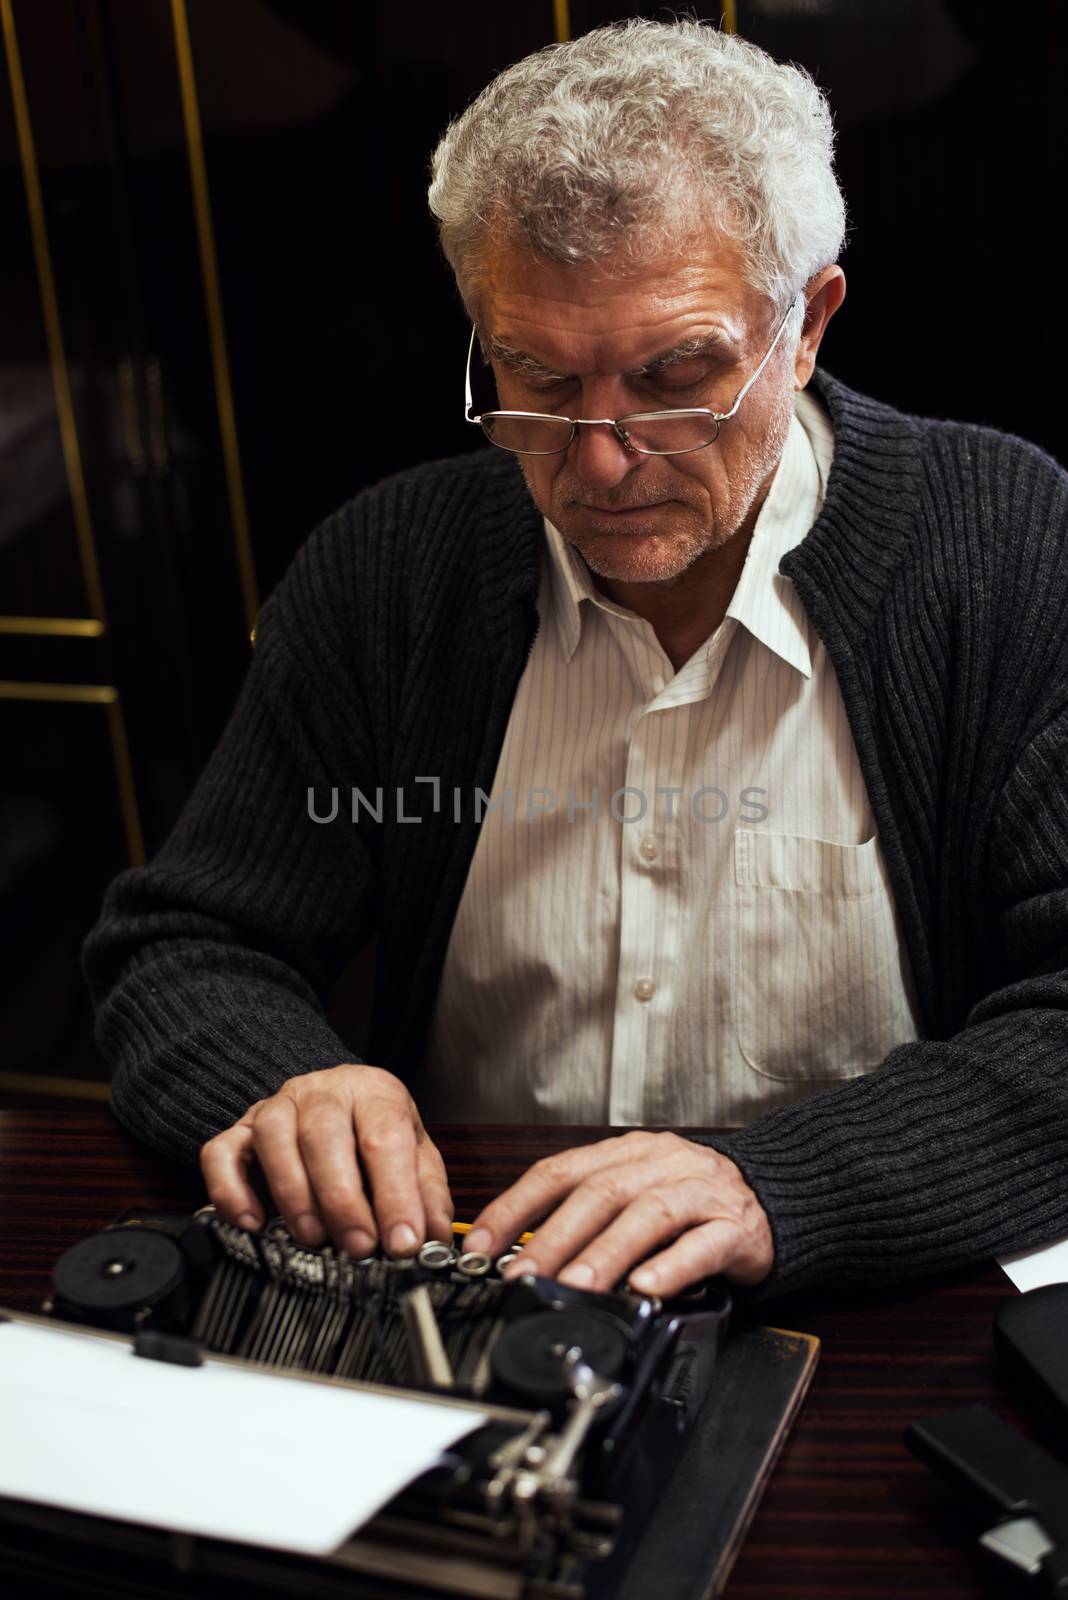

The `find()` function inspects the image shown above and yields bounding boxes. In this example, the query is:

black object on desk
[995,1285,1068,1441]
[907,1283,1068,1593]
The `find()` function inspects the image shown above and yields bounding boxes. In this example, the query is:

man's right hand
[199,1063,453,1259]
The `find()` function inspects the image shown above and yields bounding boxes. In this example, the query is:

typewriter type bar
[28,1207,731,1598]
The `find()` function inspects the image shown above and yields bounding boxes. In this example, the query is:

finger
[465,1136,647,1256]
[251,1097,327,1245]
[298,1099,379,1258]
[541,1177,723,1294]
[628,1217,761,1296]
[416,1136,455,1243]
[357,1099,425,1256]
[200,1123,265,1230]
[497,1165,635,1282]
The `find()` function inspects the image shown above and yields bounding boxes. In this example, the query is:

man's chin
[573,529,704,586]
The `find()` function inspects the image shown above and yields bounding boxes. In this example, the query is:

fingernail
[630,1267,658,1290]
[501,1256,529,1278]
[389,1223,418,1256]
[236,1212,261,1232]
[293,1213,324,1245]
[557,1262,594,1288]
[341,1228,376,1258]
[465,1229,491,1254]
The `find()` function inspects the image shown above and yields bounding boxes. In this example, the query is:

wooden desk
[0,1111,1041,1598]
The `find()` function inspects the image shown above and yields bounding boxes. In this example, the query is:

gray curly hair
[427,17,846,347]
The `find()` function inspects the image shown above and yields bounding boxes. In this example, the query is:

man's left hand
[463,1131,773,1296]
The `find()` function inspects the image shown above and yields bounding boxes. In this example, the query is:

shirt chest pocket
[732,828,914,1083]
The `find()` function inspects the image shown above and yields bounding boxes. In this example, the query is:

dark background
[1,0,1063,1106]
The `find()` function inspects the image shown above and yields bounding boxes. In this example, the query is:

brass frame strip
[723,0,737,33]
[0,616,104,637]
[169,0,260,636]
[104,697,146,865]
[0,681,145,865]
[0,0,107,629]
[0,680,115,703]
[0,1073,109,1102]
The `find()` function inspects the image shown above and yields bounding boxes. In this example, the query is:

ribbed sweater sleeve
[81,516,376,1165]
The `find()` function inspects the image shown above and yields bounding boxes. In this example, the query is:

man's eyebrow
[486,327,740,379]
[630,329,741,374]
[486,340,569,380]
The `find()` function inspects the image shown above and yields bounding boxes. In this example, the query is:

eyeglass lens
[481,411,721,456]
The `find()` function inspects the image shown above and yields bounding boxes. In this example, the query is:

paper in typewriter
[0,1319,488,1555]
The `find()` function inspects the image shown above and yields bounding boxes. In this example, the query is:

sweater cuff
[107,1002,365,1168]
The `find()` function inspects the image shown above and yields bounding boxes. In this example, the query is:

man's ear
[794,266,846,389]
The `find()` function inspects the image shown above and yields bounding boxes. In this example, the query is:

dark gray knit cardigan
[82,366,1068,1304]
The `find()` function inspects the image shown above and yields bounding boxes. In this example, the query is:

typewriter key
[52,1230,188,1331]
[418,1240,457,1273]
[457,1251,493,1278]
[490,1309,628,1403]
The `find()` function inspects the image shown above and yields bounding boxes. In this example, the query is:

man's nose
[568,418,641,490]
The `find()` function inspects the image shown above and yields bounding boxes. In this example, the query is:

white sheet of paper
[997,1235,1068,1292]
[0,1319,488,1556]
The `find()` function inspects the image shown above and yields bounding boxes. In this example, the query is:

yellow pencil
[453,1220,535,1246]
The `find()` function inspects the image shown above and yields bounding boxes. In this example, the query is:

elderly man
[83,19,1068,1304]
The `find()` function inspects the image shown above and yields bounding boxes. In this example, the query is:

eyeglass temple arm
[718,292,804,422]
[465,325,478,419]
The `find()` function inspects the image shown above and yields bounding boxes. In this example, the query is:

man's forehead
[477,238,755,370]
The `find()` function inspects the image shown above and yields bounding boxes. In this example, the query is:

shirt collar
[542,386,832,678]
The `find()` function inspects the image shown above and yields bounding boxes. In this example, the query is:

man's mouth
[581,502,667,517]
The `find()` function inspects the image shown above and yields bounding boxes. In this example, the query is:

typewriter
[1,1204,738,1600]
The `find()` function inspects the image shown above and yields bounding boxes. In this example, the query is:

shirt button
[634,978,656,1002]
[639,833,659,863]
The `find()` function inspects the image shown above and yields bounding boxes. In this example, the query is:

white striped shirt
[416,387,922,1127]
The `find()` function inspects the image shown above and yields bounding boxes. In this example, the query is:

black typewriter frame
[0,1206,738,1600]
